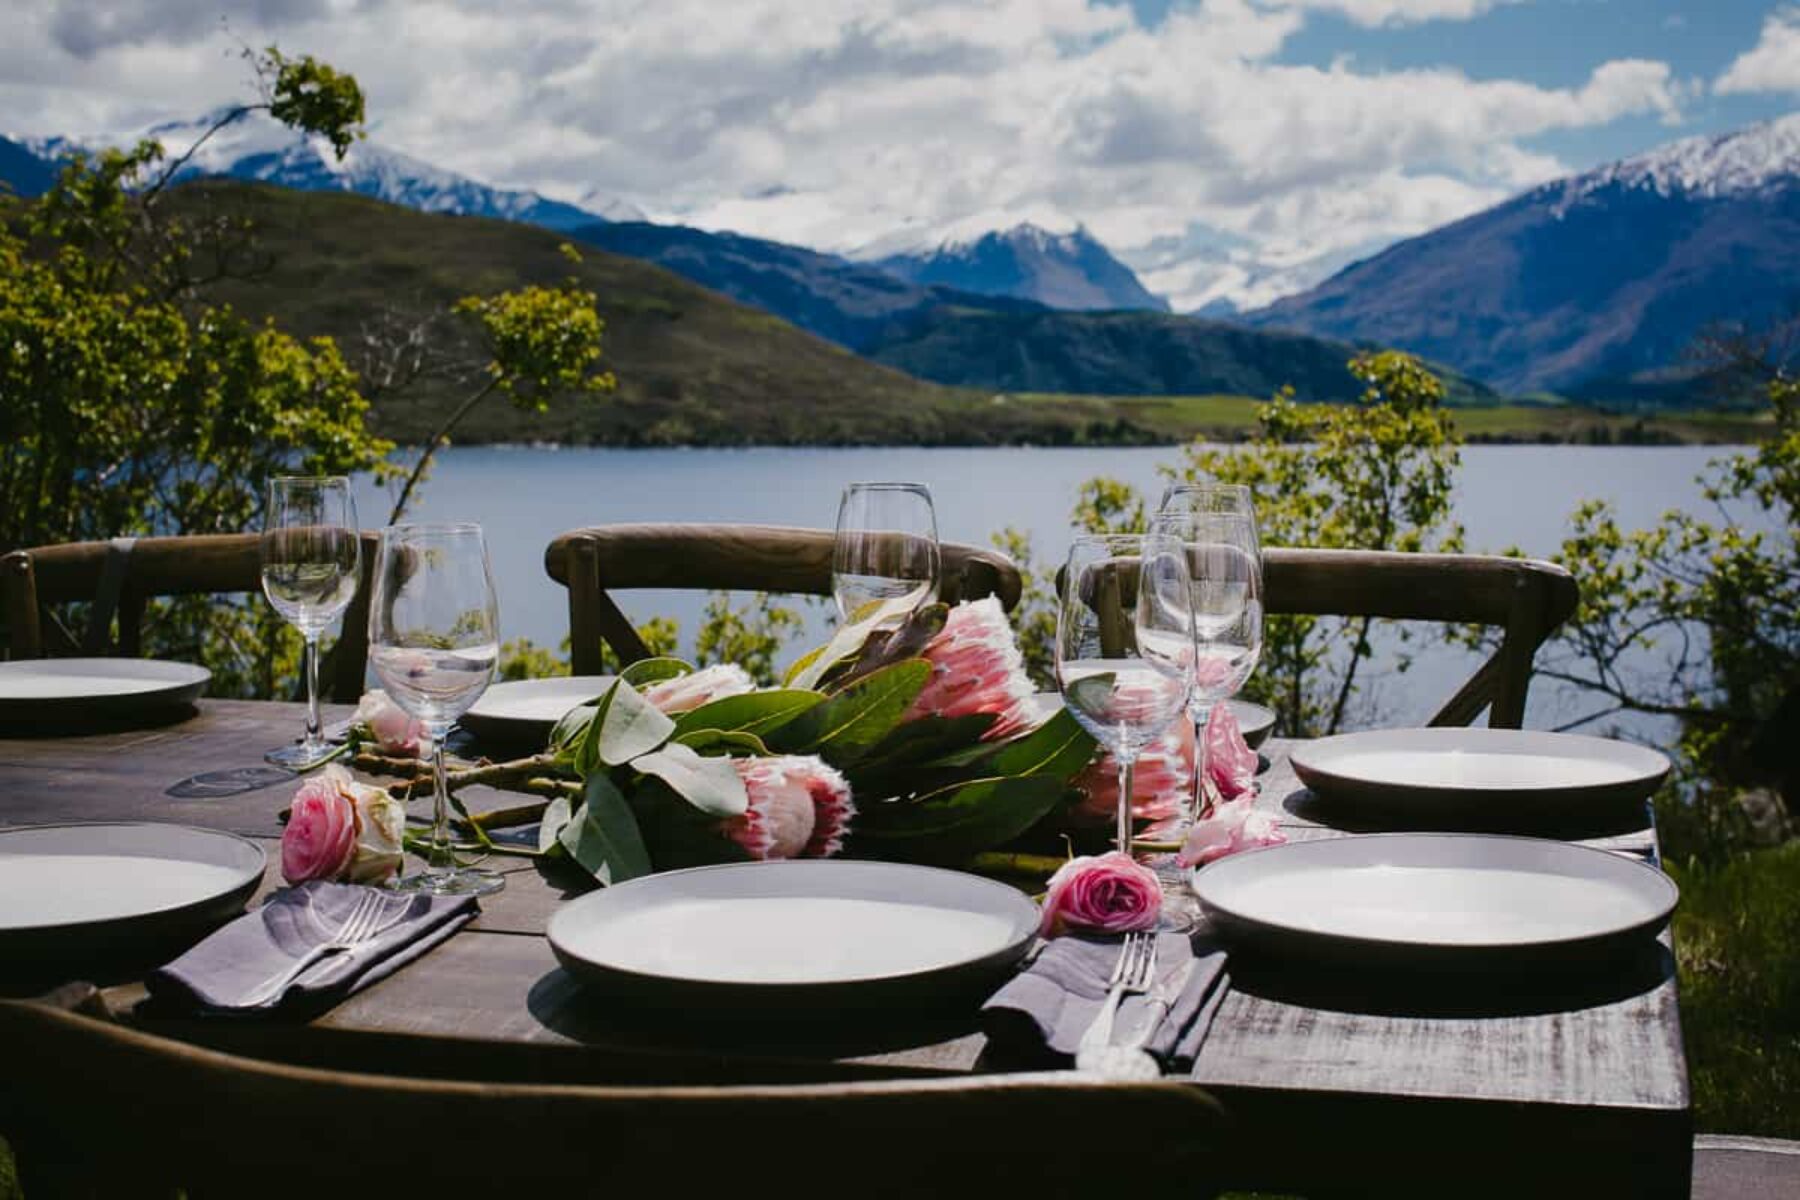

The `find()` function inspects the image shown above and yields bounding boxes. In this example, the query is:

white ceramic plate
[0,658,210,722]
[460,676,617,743]
[0,823,265,961]
[549,860,1040,1006]
[1289,728,1670,831]
[1192,833,1677,967]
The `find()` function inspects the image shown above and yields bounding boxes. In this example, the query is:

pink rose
[904,597,1039,741]
[643,664,757,715]
[352,689,423,755]
[719,756,855,860]
[1039,851,1162,937]
[1177,797,1286,868]
[1071,716,1196,842]
[282,766,359,884]
[281,765,408,886]
[1204,702,1258,802]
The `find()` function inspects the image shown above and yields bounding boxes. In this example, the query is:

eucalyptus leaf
[620,657,694,688]
[631,742,749,817]
[572,680,620,776]
[558,774,652,885]
[537,795,572,854]
[593,679,676,767]
[670,689,823,739]
[766,659,930,762]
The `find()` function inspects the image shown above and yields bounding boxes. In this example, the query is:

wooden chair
[544,523,1024,675]
[0,994,1225,1198]
[1069,548,1577,729]
[1,533,378,704]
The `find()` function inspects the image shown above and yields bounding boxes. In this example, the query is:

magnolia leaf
[670,689,823,739]
[767,659,930,762]
[849,776,1069,864]
[981,708,1098,781]
[620,657,693,688]
[559,774,652,885]
[593,679,676,767]
[631,742,748,817]
[851,713,997,776]
[537,795,573,855]
[675,728,773,757]
[571,680,621,776]
[784,601,909,691]
[829,602,948,692]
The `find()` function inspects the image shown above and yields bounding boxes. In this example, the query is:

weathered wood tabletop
[0,699,1691,1197]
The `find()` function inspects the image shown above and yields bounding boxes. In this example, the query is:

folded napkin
[147,881,477,1015]
[981,931,1228,1072]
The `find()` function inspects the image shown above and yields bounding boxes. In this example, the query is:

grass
[1667,842,1800,1137]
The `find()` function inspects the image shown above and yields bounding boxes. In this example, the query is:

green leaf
[594,680,676,767]
[670,689,823,739]
[558,774,652,885]
[675,729,773,757]
[784,601,910,691]
[981,708,1099,781]
[620,657,693,688]
[766,659,930,762]
[630,743,748,817]
[572,680,621,776]
[537,795,572,855]
[852,713,997,775]
[849,775,1069,864]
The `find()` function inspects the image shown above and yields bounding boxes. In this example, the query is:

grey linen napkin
[147,881,477,1014]
[981,931,1228,1071]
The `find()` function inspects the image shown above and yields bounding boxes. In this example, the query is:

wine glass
[369,522,505,897]
[832,482,940,626]
[1160,481,1260,542]
[1056,533,1194,859]
[261,476,361,770]
[1148,507,1264,821]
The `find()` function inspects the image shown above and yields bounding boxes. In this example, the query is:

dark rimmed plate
[0,658,209,725]
[459,675,616,747]
[548,859,1040,1009]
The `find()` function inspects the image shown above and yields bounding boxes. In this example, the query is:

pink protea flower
[1178,797,1286,868]
[1204,702,1259,802]
[719,756,855,860]
[1071,717,1196,842]
[903,596,1039,741]
[352,688,423,755]
[643,664,756,715]
[1039,851,1162,937]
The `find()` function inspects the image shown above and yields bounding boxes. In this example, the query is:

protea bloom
[719,755,854,860]
[903,596,1039,740]
[643,664,756,715]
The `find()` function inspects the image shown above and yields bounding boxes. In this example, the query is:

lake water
[353,444,1760,743]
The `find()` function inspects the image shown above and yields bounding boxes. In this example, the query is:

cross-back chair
[1070,547,1577,729]
[1,532,378,704]
[543,523,1023,675]
[0,993,1225,1198]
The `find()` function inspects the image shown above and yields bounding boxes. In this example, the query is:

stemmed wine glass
[368,523,505,897]
[832,482,940,626]
[1150,499,1264,821]
[1055,533,1195,859]
[261,476,361,770]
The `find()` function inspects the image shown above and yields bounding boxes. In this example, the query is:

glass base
[389,867,505,897]
[265,741,340,770]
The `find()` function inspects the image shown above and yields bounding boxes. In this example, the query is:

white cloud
[0,0,1685,310]
[1716,7,1800,96]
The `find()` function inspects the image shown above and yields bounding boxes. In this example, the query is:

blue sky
[1,1,1796,309]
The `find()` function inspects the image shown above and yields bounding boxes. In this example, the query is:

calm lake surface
[354,444,1760,742]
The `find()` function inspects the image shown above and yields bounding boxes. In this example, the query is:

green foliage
[452,255,615,410]
[990,526,1057,687]
[260,47,366,158]
[1176,351,1465,735]
[498,637,571,681]
[1072,476,1148,534]
[694,591,806,685]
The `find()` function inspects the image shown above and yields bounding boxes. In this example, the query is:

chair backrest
[1,532,377,704]
[544,523,1024,675]
[1066,547,1576,729]
[0,996,1224,1197]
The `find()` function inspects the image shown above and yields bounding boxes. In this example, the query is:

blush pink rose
[904,597,1039,741]
[1038,851,1162,937]
[281,766,359,884]
[1177,797,1286,868]
[719,756,855,860]
[1071,716,1196,842]
[352,689,423,755]
[643,664,757,715]
[1204,702,1258,802]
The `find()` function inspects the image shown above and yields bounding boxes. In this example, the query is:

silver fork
[245,890,389,1006]
[1075,931,1157,1067]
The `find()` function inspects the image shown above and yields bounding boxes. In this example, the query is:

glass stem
[1191,702,1211,824]
[1116,751,1137,857]
[429,729,452,876]
[303,634,322,749]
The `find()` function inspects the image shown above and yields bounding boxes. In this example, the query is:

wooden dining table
[0,698,1692,1198]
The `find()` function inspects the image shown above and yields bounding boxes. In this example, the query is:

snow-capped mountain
[5,108,641,230]
[1246,113,1800,397]
[860,219,1168,313]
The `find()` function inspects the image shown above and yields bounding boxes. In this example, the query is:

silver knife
[1124,955,1199,1049]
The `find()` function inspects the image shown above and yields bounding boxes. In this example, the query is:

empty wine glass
[1149,507,1264,821]
[369,522,504,897]
[832,482,940,626]
[261,476,361,770]
[1056,533,1194,858]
